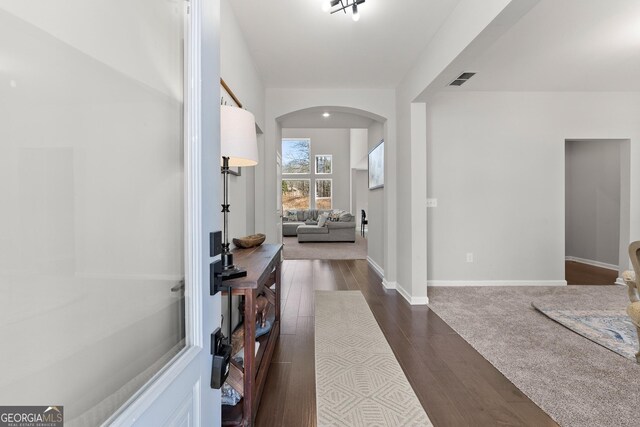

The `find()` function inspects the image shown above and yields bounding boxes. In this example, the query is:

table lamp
[220,105,258,279]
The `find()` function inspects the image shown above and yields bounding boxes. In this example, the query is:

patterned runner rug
[532,304,639,361]
[314,291,432,427]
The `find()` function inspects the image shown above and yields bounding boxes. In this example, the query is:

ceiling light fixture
[326,0,365,21]
[323,112,331,118]
[352,4,360,21]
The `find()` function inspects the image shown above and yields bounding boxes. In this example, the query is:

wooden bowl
[233,233,266,249]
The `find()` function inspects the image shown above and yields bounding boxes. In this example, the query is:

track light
[352,4,360,21]
[326,0,365,21]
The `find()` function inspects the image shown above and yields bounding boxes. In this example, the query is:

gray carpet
[428,286,640,427]
[283,235,367,260]
[315,291,432,426]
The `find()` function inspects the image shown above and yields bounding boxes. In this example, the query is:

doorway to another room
[565,139,630,285]
[276,108,385,261]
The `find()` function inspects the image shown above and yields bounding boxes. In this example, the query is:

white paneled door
[108,0,222,425]
[0,0,221,425]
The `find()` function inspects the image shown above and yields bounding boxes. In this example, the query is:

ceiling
[228,0,460,88]
[446,0,640,91]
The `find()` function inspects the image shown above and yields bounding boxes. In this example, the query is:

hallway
[254,260,556,427]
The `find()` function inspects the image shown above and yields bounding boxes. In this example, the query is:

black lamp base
[221,252,247,280]
[221,266,247,281]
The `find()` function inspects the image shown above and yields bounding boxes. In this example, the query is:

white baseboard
[367,256,384,278]
[565,256,619,272]
[396,283,429,305]
[427,280,567,287]
[382,279,397,290]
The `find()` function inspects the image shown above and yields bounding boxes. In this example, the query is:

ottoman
[297,225,329,242]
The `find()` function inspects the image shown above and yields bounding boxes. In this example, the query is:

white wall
[367,122,385,270]
[221,0,264,240]
[393,0,521,302]
[350,128,368,170]
[566,140,621,266]
[426,91,640,283]
[350,128,368,218]
[352,170,368,228]
[281,128,351,211]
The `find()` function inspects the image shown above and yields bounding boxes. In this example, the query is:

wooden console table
[221,243,282,426]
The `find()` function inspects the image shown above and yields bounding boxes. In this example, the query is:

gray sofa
[282,209,331,236]
[283,209,356,242]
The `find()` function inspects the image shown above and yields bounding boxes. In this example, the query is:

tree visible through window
[282,139,310,174]
[315,179,332,210]
[315,155,332,174]
[282,179,310,210]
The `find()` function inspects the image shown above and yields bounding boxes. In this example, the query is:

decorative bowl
[233,233,266,249]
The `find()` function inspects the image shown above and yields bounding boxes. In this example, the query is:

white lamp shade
[221,105,259,167]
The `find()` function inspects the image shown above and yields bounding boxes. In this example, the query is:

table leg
[244,289,256,425]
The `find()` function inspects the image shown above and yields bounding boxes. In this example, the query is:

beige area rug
[428,286,640,427]
[283,235,367,260]
[315,291,432,427]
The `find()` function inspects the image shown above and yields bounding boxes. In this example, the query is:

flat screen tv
[368,140,384,190]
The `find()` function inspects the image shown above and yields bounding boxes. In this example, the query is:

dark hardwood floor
[255,259,557,427]
[565,260,618,285]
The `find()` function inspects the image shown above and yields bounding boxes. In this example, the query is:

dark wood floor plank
[280,262,304,335]
[328,260,349,290]
[297,261,315,317]
[312,260,339,291]
[566,260,617,285]
[255,363,291,427]
[271,334,295,364]
[442,358,533,426]
[509,402,560,427]
[280,260,296,303]
[254,259,558,427]
[281,315,316,427]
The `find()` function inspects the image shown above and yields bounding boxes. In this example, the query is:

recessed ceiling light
[323,112,331,118]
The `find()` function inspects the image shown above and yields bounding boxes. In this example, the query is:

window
[282,139,310,174]
[315,179,332,210]
[282,179,311,210]
[315,155,332,174]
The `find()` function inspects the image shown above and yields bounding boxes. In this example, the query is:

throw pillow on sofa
[339,212,353,222]
[287,211,298,221]
[318,213,329,227]
[329,209,343,222]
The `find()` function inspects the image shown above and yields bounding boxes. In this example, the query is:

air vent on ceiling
[449,72,476,87]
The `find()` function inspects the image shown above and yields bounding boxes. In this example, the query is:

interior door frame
[276,152,283,244]
[105,0,219,425]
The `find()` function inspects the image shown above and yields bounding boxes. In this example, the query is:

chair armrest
[623,270,639,303]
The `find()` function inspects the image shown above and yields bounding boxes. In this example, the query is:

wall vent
[448,72,476,87]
